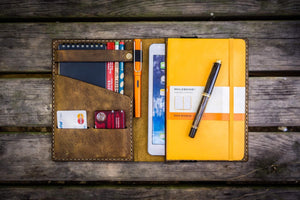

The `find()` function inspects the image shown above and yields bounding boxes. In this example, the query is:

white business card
[57,110,87,129]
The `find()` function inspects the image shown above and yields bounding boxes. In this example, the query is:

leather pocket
[54,128,132,161]
[52,75,133,161]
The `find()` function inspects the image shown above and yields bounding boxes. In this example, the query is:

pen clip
[134,41,142,73]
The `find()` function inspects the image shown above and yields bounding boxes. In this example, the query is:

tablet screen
[152,55,165,145]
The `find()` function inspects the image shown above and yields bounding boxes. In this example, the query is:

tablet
[148,44,166,155]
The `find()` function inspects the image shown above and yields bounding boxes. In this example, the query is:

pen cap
[204,60,221,94]
[189,128,197,138]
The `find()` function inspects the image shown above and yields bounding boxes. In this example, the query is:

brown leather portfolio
[52,39,165,161]
[52,38,248,162]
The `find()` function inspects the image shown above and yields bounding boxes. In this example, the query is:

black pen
[189,60,222,138]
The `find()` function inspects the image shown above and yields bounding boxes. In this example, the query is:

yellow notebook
[166,38,248,161]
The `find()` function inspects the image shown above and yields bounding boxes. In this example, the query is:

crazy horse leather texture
[53,75,133,161]
[52,39,165,162]
[52,39,134,161]
[52,75,133,161]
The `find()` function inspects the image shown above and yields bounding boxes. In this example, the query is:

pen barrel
[203,62,221,94]
[134,74,141,118]
[189,95,210,138]
[134,39,142,118]
[189,60,221,138]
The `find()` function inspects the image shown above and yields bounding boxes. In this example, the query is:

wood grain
[0,0,299,19]
[249,77,300,126]
[0,132,299,181]
[0,186,299,200]
[0,0,299,192]
[1,77,299,127]
[0,78,52,127]
[0,21,299,72]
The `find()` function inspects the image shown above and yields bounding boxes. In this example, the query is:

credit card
[95,110,125,129]
[57,110,87,129]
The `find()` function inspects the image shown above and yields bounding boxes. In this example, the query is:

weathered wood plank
[0,0,299,18]
[0,186,299,200]
[0,132,299,181]
[249,77,300,126]
[0,78,52,127]
[0,21,299,72]
[1,77,299,127]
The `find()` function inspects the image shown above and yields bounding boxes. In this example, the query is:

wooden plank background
[0,0,299,199]
[1,186,299,200]
[0,132,299,182]
[0,0,299,19]
[0,22,299,72]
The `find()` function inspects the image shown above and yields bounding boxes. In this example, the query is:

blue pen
[119,41,125,94]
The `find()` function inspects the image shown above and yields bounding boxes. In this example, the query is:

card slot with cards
[52,74,133,161]
[54,75,132,128]
[55,40,134,96]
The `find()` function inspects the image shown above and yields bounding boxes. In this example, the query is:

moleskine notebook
[166,38,248,161]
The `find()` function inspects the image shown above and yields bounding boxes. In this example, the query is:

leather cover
[52,39,134,161]
[52,39,166,161]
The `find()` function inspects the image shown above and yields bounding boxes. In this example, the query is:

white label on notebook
[169,86,230,113]
[57,110,87,129]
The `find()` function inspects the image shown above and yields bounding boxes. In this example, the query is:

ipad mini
[148,44,166,155]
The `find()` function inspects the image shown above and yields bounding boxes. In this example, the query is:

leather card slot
[52,75,133,161]
[53,128,132,161]
[54,60,134,100]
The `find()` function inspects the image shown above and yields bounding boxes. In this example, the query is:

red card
[95,110,125,129]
